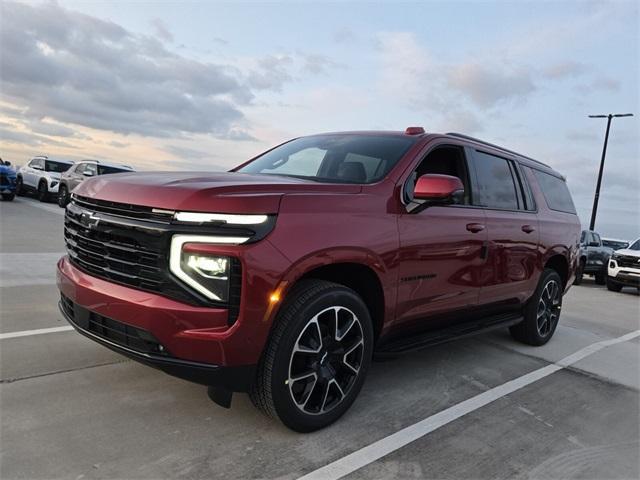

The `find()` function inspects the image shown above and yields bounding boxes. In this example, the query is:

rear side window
[533,170,576,214]
[473,151,519,209]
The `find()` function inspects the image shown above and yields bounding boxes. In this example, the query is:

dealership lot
[1,197,638,479]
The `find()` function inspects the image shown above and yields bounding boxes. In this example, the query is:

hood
[614,248,640,257]
[0,165,16,175]
[75,171,362,214]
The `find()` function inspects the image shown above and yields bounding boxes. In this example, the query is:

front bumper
[56,256,266,390]
[608,260,640,287]
[58,296,255,390]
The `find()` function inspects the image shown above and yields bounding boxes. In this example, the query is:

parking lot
[1,196,638,479]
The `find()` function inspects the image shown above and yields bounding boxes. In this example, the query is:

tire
[1,193,15,201]
[15,177,24,196]
[58,185,69,208]
[606,277,623,292]
[250,279,374,432]
[595,270,606,285]
[573,259,585,285]
[37,181,48,202]
[510,269,563,346]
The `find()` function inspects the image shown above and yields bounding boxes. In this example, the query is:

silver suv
[58,160,134,207]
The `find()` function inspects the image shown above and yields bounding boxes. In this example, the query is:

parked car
[57,128,580,432]
[602,238,629,251]
[0,157,17,201]
[16,156,74,202]
[607,238,640,292]
[575,230,612,285]
[58,160,134,207]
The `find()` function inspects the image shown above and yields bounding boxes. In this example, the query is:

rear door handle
[466,223,485,233]
[521,225,535,234]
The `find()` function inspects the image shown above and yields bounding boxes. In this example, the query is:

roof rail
[445,132,550,168]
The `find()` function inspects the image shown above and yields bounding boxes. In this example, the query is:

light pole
[587,113,633,231]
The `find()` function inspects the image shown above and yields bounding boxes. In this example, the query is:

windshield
[98,165,130,175]
[629,239,640,251]
[237,134,417,184]
[603,240,629,250]
[45,161,72,173]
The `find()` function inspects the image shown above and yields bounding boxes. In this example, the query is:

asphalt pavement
[1,195,638,479]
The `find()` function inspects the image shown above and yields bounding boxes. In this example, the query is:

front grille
[64,199,243,323]
[62,294,168,355]
[616,255,640,269]
[0,173,15,186]
[73,195,174,223]
[65,203,166,292]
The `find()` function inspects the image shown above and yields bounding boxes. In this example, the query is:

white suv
[607,238,640,292]
[16,156,74,202]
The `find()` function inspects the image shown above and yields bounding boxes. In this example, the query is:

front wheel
[37,181,48,202]
[573,259,585,285]
[250,280,373,432]
[58,185,69,208]
[606,277,623,292]
[15,177,24,196]
[510,269,563,346]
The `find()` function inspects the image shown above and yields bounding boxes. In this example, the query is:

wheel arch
[544,253,569,289]
[275,248,393,343]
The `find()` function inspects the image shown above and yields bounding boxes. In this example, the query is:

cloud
[108,140,130,148]
[446,63,536,108]
[333,27,356,44]
[150,18,173,43]
[542,61,588,79]
[300,53,342,75]
[163,145,217,159]
[247,55,294,91]
[0,1,251,138]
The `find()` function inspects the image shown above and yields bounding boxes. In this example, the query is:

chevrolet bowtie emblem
[81,211,100,228]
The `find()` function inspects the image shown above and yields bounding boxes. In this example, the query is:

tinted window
[30,158,43,169]
[602,240,628,250]
[237,135,417,184]
[629,239,640,251]
[473,151,519,209]
[533,170,576,214]
[97,165,131,175]
[45,161,72,173]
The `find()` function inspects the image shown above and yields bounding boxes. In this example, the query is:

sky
[1,0,638,239]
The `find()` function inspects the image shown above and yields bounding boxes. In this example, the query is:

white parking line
[0,252,66,287]
[0,326,74,340]
[298,329,640,480]
[19,197,65,215]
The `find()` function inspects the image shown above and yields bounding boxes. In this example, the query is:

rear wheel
[58,185,69,208]
[510,269,562,346]
[606,277,623,292]
[37,181,48,202]
[250,279,373,432]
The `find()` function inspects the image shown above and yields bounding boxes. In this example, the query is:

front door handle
[521,225,536,234]
[466,223,485,233]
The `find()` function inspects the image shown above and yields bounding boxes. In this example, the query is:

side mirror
[414,174,464,204]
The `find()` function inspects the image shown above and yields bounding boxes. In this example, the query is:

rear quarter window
[533,170,576,214]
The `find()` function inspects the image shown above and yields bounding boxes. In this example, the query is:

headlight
[169,235,248,302]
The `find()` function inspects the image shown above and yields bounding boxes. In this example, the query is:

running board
[375,313,523,356]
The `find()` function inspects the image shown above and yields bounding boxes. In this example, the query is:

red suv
[57,128,580,431]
